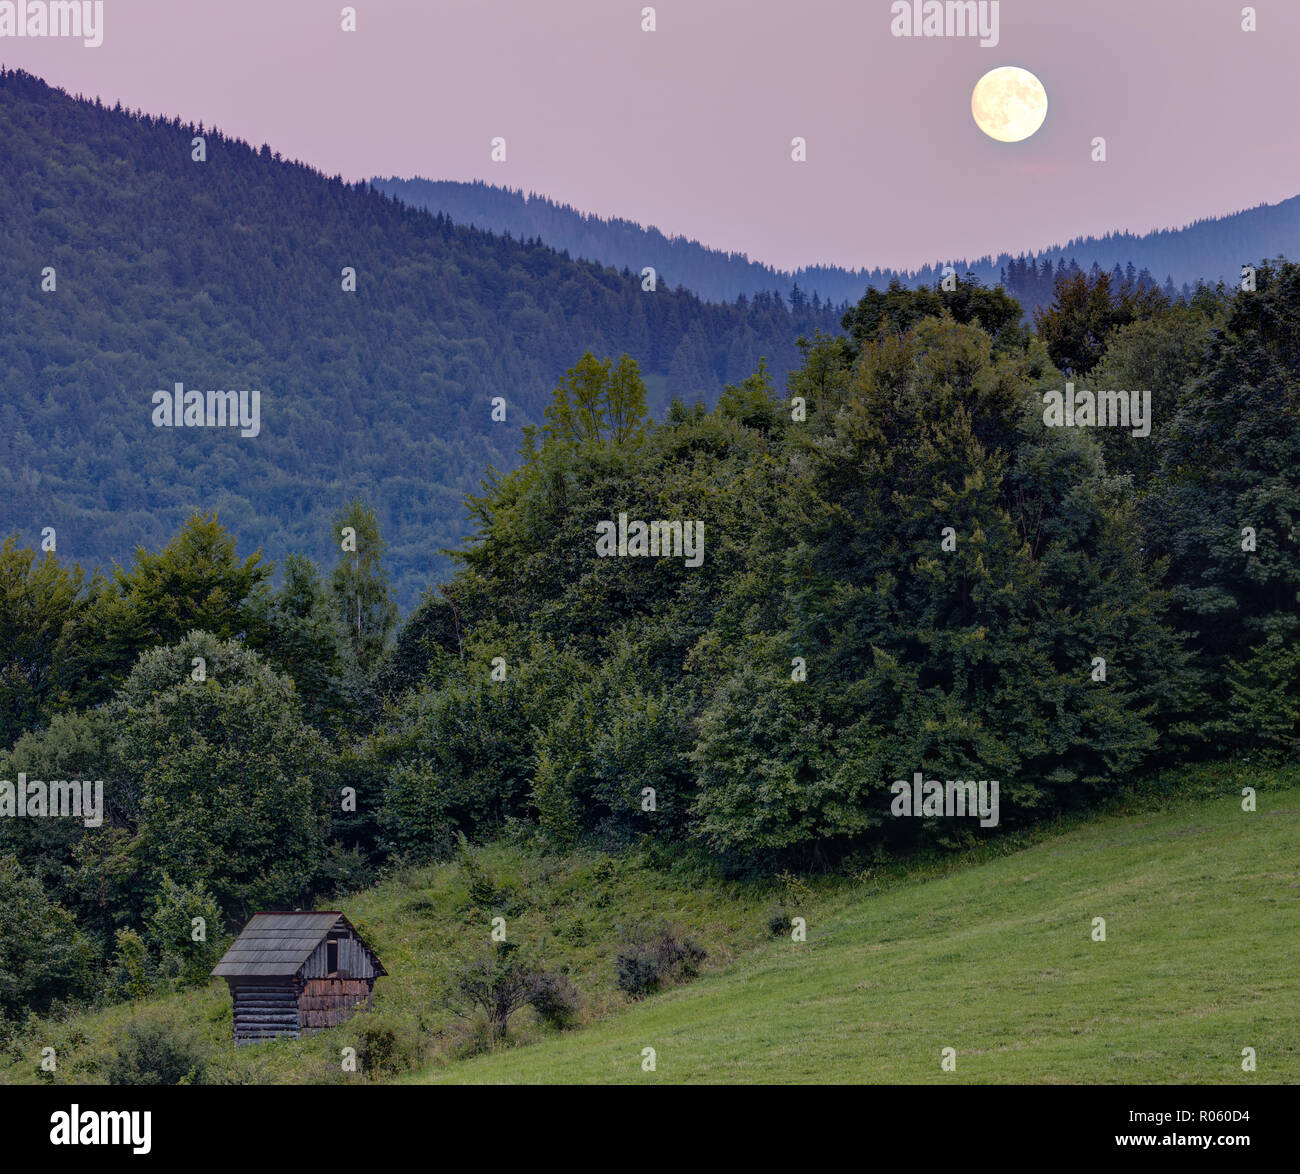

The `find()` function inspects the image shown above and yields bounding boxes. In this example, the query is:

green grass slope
[5,768,1294,1085]
[415,778,1300,1084]
[1,842,818,1084]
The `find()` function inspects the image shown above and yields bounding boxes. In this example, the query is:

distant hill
[374,176,1300,309]
[0,70,838,610]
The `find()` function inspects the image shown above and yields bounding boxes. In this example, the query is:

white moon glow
[971,66,1048,143]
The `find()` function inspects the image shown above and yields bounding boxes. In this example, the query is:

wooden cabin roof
[211,912,387,978]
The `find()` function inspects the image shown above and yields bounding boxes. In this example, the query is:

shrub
[146,875,224,990]
[559,916,587,945]
[615,950,661,1000]
[456,837,499,907]
[448,942,580,1039]
[106,1011,207,1085]
[375,650,572,845]
[109,928,154,1001]
[766,905,791,938]
[0,855,98,1017]
[449,1016,494,1061]
[615,925,706,999]
[529,969,580,1029]
[533,664,695,846]
[448,941,537,1041]
[376,759,455,861]
[467,869,497,908]
[351,1011,418,1077]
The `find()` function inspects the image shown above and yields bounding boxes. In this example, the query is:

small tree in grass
[448,941,536,1041]
[447,941,578,1041]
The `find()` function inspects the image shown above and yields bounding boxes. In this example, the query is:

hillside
[0,70,836,609]
[418,768,1300,1084]
[0,837,820,1084]
[4,765,1292,1085]
[374,176,1300,308]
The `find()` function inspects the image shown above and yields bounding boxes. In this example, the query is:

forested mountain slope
[0,70,836,607]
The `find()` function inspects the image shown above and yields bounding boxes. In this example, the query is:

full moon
[971,66,1048,143]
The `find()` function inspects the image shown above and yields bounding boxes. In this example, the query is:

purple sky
[5,0,1298,271]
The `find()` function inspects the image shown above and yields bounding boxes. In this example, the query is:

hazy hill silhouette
[375,176,1298,308]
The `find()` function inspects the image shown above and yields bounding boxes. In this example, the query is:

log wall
[230,981,301,1044]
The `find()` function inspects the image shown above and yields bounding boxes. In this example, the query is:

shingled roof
[211,912,386,978]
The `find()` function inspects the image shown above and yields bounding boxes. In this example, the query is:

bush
[615,925,707,999]
[448,941,537,1041]
[615,950,661,1000]
[766,905,791,938]
[449,1016,494,1061]
[375,651,572,846]
[146,875,224,990]
[533,658,695,846]
[0,855,98,1017]
[529,969,580,1029]
[559,916,587,945]
[448,942,580,1039]
[106,1011,207,1085]
[351,1011,418,1077]
[108,928,154,1001]
[376,759,455,861]
[456,837,499,907]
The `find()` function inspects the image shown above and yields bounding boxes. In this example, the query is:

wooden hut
[211,912,386,1043]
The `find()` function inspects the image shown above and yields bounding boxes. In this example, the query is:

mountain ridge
[373,175,1300,307]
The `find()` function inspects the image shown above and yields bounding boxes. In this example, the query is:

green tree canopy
[331,500,399,675]
[114,631,330,919]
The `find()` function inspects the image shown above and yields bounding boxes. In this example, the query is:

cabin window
[326,940,338,975]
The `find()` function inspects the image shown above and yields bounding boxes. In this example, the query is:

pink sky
[4,0,1297,271]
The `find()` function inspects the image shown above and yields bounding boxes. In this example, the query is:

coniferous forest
[0,70,840,609]
[376,174,1300,309]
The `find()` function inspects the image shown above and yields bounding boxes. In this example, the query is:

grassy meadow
[3,763,1295,1085]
